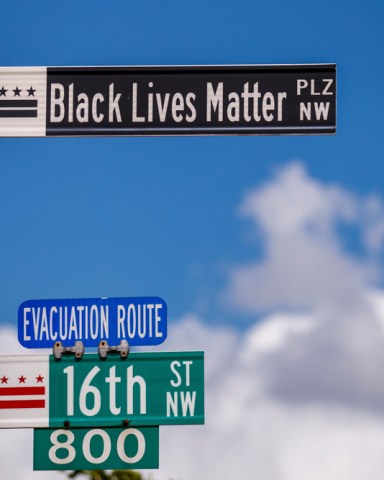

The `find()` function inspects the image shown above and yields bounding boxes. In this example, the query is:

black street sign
[0,64,336,137]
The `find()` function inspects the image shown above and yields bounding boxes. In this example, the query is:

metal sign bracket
[98,339,130,360]
[53,340,85,360]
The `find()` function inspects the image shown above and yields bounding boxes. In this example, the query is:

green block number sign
[34,426,159,470]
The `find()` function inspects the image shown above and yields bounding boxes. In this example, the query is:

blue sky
[2,1,384,479]
[1,0,383,328]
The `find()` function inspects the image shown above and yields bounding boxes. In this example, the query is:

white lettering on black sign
[0,65,336,137]
[45,65,336,135]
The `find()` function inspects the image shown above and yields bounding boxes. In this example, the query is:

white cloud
[157,313,384,480]
[239,162,357,243]
[240,311,315,357]
[225,162,383,314]
[0,325,28,354]
[222,163,384,411]
[361,194,384,252]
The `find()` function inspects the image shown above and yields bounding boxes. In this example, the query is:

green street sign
[33,426,159,470]
[49,351,204,427]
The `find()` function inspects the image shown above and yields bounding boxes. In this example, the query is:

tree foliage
[66,470,143,480]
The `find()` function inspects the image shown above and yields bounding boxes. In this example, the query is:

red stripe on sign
[0,387,45,396]
[0,399,45,409]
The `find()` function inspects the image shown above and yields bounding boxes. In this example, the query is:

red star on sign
[0,376,8,384]
[36,375,44,383]
[18,375,26,384]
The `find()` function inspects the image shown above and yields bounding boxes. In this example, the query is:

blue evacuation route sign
[18,296,167,348]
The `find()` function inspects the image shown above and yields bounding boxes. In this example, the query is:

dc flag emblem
[0,86,38,118]
[0,355,49,428]
[0,67,46,136]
